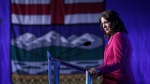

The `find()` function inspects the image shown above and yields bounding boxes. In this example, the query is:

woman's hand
[88,67,100,78]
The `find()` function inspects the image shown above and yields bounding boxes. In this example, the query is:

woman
[88,10,136,84]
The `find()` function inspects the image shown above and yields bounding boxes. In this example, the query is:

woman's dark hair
[99,10,128,39]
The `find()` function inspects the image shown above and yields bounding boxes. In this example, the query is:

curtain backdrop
[11,0,104,84]
[0,0,11,84]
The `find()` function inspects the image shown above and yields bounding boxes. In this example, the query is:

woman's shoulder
[115,32,124,35]
[113,32,127,39]
[114,32,127,36]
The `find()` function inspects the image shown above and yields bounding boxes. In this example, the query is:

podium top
[60,60,88,72]
[47,51,88,72]
[0,18,4,25]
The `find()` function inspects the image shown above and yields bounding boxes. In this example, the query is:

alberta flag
[11,0,104,83]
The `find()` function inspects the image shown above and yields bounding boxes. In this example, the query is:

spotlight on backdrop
[0,18,4,25]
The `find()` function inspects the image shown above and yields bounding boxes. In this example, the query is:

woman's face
[101,17,112,34]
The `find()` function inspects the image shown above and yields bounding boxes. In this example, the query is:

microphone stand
[57,44,83,59]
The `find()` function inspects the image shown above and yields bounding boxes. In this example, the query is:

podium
[47,51,92,84]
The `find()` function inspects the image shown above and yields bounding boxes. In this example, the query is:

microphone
[57,41,91,59]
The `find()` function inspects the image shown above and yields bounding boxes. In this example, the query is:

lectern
[47,51,92,84]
